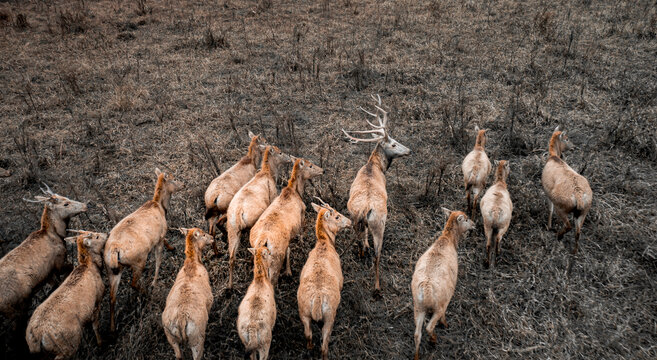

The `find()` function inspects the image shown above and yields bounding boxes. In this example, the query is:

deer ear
[248,130,256,139]
[554,125,560,132]
[474,125,480,132]
[194,230,200,238]
[83,237,93,248]
[247,248,256,256]
[457,214,465,222]
[178,228,188,235]
[441,207,452,218]
[155,168,162,176]
[311,203,322,213]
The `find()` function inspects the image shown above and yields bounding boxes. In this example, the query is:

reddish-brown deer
[343,95,411,292]
[462,126,492,219]
[479,160,513,267]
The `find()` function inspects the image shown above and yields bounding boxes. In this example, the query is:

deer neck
[77,241,101,269]
[494,168,508,186]
[42,206,67,239]
[370,144,391,172]
[253,256,269,281]
[315,216,336,248]
[440,219,462,248]
[549,133,562,158]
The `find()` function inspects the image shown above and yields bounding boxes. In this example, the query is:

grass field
[1,0,656,358]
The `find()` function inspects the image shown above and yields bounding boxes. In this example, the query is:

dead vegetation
[0,0,656,359]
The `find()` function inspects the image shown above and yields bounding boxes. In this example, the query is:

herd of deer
[0,96,592,360]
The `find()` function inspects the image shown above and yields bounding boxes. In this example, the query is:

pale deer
[226,145,293,288]
[26,230,106,359]
[297,199,351,359]
[0,185,87,318]
[479,160,513,267]
[204,131,267,255]
[249,158,323,287]
[237,246,276,360]
[104,168,183,332]
[412,208,474,360]
[162,228,214,360]
[462,126,492,219]
[342,94,411,292]
[542,126,592,253]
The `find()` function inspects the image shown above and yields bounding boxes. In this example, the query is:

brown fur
[297,205,351,359]
[162,228,214,360]
[0,195,86,317]
[249,158,324,287]
[542,129,593,254]
[237,247,276,360]
[204,134,267,248]
[462,127,492,219]
[104,169,182,332]
[411,210,474,360]
[347,144,389,292]
[26,231,106,359]
[226,146,292,288]
[480,160,513,267]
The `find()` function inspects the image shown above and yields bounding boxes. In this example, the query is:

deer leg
[164,328,182,359]
[496,223,510,256]
[471,192,480,220]
[466,189,472,217]
[92,301,102,346]
[414,309,426,360]
[163,238,174,251]
[208,215,217,237]
[109,269,122,332]
[547,201,554,229]
[190,334,205,360]
[259,343,270,360]
[555,207,572,241]
[574,211,588,254]
[426,312,441,344]
[302,315,313,350]
[152,241,164,287]
[227,224,241,289]
[371,222,384,292]
[284,246,292,277]
[320,313,335,360]
[439,313,448,328]
[484,224,493,267]
[358,226,370,258]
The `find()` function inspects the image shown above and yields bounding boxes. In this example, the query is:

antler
[313,196,335,212]
[22,198,44,203]
[343,94,390,143]
[40,182,55,196]
[66,229,89,234]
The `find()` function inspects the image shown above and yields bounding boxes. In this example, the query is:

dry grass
[1,0,656,359]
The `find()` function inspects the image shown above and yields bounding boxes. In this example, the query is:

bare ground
[1,0,656,359]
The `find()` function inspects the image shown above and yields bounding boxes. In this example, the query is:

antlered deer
[297,199,351,359]
[204,131,267,254]
[237,246,276,360]
[343,95,411,292]
[412,208,474,360]
[226,145,293,288]
[249,158,323,287]
[479,160,513,267]
[462,126,492,219]
[104,168,183,332]
[162,228,214,360]
[0,185,87,318]
[542,126,592,253]
[26,230,107,359]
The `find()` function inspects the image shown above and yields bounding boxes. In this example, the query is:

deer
[297,199,352,359]
[162,228,214,360]
[226,145,293,289]
[412,208,474,360]
[342,94,411,293]
[542,126,592,254]
[0,185,87,319]
[237,246,276,360]
[462,125,492,220]
[104,168,183,332]
[249,158,324,287]
[204,131,267,254]
[479,160,513,267]
[26,230,107,359]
